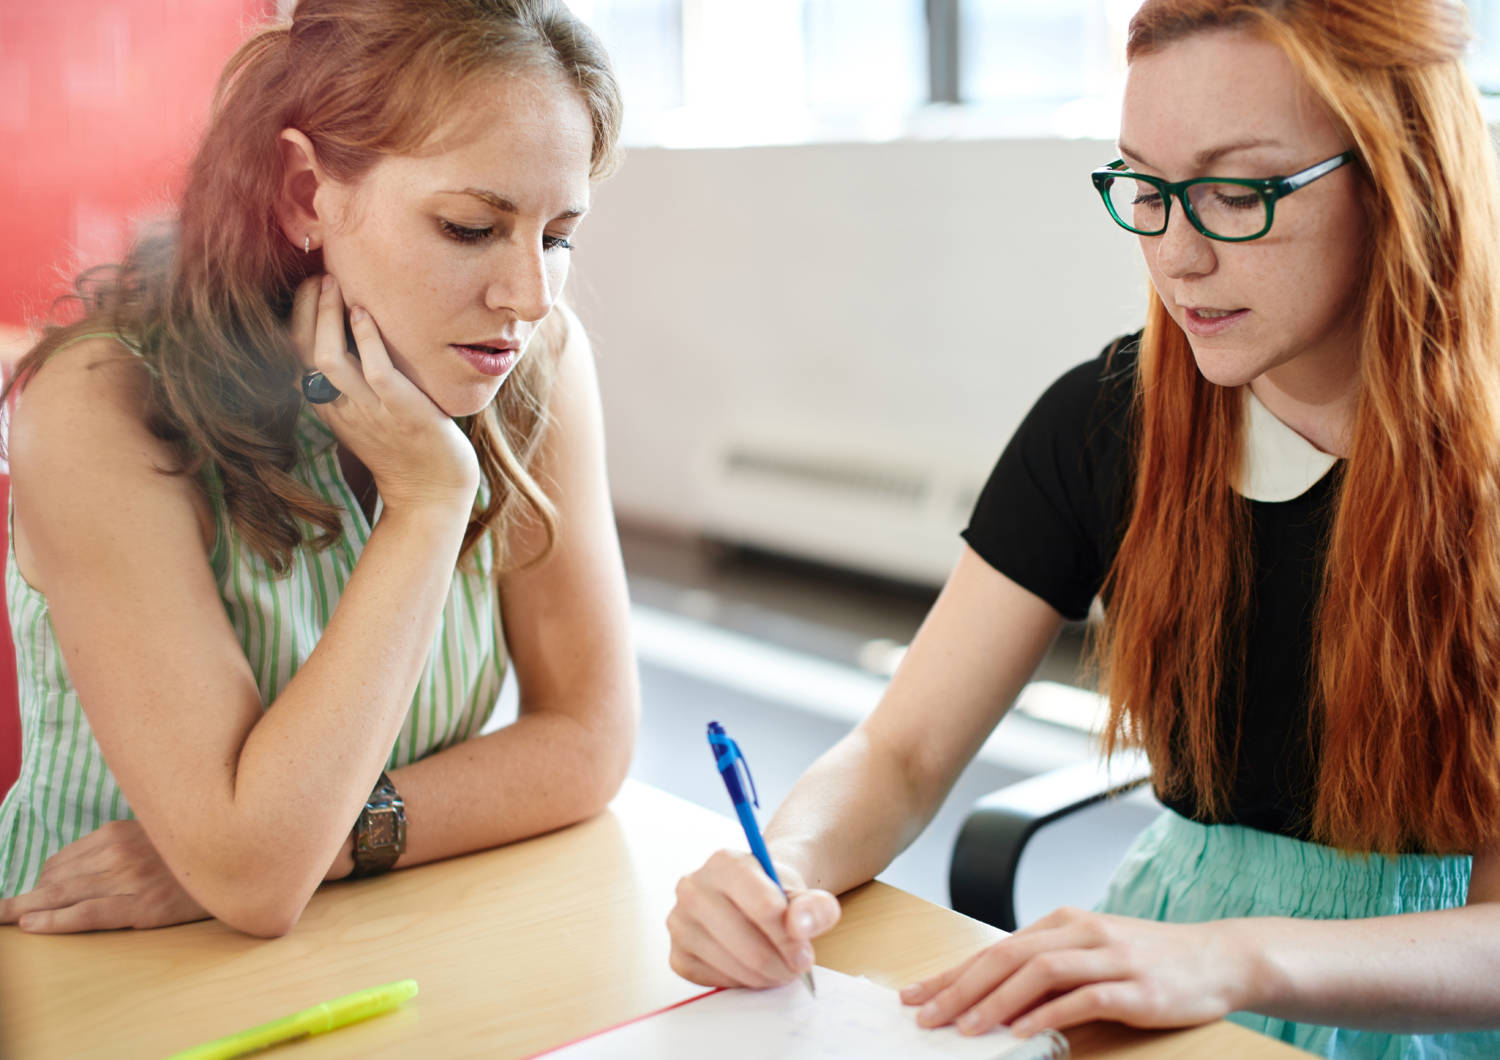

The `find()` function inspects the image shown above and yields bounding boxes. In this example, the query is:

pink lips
[1181,306,1249,337]
[452,342,520,377]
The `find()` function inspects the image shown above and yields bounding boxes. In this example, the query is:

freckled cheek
[412,270,450,307]
[426,254,503,306]
[1285,228,1363,317]
[332,227,419,320]
[362,254,454,366]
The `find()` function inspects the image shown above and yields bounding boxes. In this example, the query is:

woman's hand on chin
[291,274,479,517]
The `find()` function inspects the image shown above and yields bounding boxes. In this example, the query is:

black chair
[948,683,1152,933]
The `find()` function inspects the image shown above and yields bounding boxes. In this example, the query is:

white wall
[570,138,1148,585]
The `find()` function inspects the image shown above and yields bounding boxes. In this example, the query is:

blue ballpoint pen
[706,721,817,997]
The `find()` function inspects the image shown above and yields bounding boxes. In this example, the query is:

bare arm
[333,307,639,874]
[6,279,478,935]
[667,546,1065,987]
[1222,844,1500,1031]
[904,792,1500,1039]
[765,547,1064,894]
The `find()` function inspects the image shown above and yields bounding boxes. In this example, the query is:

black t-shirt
[962,334,1337,838]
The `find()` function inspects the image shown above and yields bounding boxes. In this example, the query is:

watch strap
[350,770,406,879]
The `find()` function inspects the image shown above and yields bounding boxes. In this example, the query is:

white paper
[544,966,1063,1059]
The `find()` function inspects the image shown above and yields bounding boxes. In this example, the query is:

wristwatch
[350,771,406,878]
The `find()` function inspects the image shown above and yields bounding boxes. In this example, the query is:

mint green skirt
[1097,810,1500,1059]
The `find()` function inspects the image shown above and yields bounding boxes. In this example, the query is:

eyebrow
[1117,137,1287,172]
[444,187,588,221]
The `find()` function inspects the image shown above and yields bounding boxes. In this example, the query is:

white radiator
[574,138,1146,586]
[700,436,981,584]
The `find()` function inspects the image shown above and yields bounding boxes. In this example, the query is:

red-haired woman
[668,1,1500,1055]
[0,0,637,938]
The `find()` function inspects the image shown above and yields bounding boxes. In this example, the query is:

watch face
[366,813,398,847]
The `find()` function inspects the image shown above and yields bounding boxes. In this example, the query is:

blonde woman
[0,0,637,937]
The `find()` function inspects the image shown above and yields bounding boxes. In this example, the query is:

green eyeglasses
[1091,150,1357,242]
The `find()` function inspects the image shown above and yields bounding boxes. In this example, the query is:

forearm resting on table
[158,506,472,933]
[1226,902,1500,1031]
[766,728,939,896]
[325,704,636,879]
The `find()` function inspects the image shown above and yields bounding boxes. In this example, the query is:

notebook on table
[533,965,1068,1059]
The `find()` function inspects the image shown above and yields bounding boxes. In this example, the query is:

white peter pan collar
[1236,387,1339,502]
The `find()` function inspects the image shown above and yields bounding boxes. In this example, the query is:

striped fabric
[0,406,507,895]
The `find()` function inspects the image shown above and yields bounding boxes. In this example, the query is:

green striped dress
[0,405,508,895]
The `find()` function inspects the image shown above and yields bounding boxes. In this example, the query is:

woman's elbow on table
[184,853,330,938]
[564,714,637,823]
[219,903,302,940]
[560,687,640,821]
[594,707,638,808]
[203,879,320,938]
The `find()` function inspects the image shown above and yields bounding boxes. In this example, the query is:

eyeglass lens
[1105,176,1270,239]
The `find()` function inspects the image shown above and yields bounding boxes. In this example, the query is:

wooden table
[0,781,1306,1058]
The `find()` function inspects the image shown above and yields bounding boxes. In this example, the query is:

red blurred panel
[0,1,275,791]
[0,0,276,328]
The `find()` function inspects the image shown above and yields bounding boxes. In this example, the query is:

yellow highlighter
[167,979,418,1060]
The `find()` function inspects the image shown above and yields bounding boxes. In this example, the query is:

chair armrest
[949,750,1151,932]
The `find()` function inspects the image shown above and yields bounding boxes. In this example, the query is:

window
[568,0,1500,147]
[567,0,1141,143]
[804,0,927,113]
[569,0,927,145]
[1469,0,1500,93]
[959,0,1121,106]
[564,0,684,122]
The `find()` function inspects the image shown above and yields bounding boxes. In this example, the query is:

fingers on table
[907,916,1141,1037]
[15,895,137,933]
[941,946,1123,1035]
[900,946,986,1007]
[1010,980,1146,1037]
[2,874,112,929]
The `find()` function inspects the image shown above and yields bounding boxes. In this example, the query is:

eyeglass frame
[1090,149,1358,243]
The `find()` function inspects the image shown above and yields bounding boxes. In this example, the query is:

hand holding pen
[705,721,822,996]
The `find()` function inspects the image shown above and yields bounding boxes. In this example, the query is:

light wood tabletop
[0,780,1307,1058]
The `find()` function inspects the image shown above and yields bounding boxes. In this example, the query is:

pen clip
[708,730,761,809]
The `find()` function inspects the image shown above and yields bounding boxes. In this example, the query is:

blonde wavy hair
[6,0,622,572]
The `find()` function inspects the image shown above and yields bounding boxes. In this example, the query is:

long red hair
[1099,0,1500,853]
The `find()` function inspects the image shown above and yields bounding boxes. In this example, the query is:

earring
[304,235,311,255]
